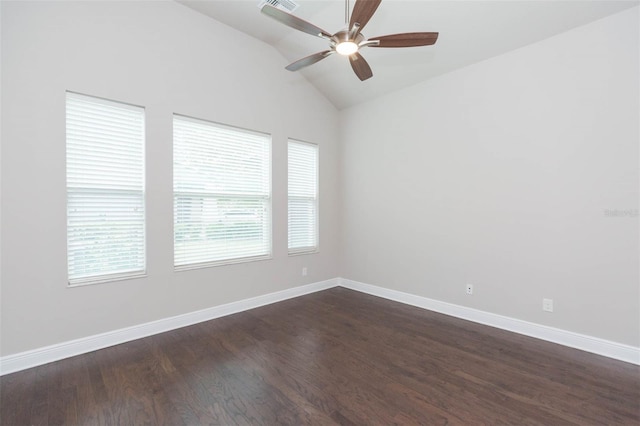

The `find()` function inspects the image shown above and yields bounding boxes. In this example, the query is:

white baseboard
[0,278,339,376]
[339,278,640,365]
[2,276,637,375]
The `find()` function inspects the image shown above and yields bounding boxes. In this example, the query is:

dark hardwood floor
[1,287,639,425]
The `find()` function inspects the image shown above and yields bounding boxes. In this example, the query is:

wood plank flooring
[1,287,639,425]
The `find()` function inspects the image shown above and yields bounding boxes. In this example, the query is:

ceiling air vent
[257,0,299,13]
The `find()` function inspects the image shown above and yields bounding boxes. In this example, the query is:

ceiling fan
[261,0,439,81]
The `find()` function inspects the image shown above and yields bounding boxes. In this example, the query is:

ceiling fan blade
[349,0,381,35]
[348,52,373,81]
[261,5,332,39]
[286,50,334,71]
[369,32,439,48]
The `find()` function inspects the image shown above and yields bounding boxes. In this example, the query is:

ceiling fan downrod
[345,0,350,26]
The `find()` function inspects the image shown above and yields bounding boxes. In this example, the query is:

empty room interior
[1,0,639,424]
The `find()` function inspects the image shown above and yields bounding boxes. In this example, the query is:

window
[288,139,318,254]
[66,92,146,285]
[173,115,271,269]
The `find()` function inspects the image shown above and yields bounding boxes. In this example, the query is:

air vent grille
[258,0,299,13]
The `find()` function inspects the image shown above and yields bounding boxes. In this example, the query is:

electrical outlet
[466,284,473,295]
[302,267,308,276]
[543,298,553,312]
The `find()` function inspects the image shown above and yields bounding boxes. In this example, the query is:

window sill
[68,271,147,288]
[288,248,319,257]
[174,254,273,272]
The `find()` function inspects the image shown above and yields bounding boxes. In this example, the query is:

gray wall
[339,7,639,346]
[1,2,638,358]
[0,1,340,356]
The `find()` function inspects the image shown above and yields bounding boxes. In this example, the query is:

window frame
[173,114,273,270]
[65,91,147,287]
[287,138,319,256]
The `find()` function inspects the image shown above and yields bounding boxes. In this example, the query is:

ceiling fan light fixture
[336,41,359,56]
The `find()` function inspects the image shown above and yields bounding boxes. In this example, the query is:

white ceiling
[177,0,638,110]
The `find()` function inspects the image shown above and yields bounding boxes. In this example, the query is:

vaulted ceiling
[178,0,638,109]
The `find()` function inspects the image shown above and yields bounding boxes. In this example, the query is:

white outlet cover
[543,298,554,312]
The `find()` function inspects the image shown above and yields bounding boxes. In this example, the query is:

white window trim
[66,91,147,287]
[173,114,273,270]
[288,139,319,256]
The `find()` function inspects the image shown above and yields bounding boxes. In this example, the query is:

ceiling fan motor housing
[332,30,365,47]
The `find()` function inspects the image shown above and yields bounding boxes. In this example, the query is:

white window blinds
[66,92,146,285]
[288,140,318,254]
[173,115,272,269]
